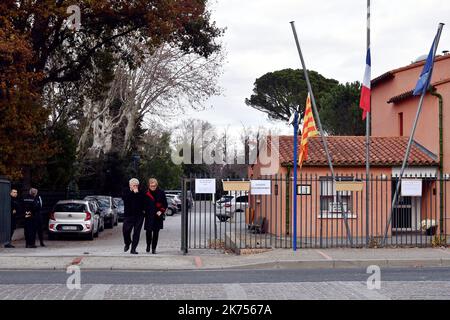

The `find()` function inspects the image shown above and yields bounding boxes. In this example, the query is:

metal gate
[181,175,449,252]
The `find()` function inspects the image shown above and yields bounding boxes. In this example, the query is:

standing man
[22,188,40,248]
[33,189,45,247]
[4,189,20,248]
[122,178,145,254]
[144,178,168,254]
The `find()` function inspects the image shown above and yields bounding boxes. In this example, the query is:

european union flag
[413,28,442,96]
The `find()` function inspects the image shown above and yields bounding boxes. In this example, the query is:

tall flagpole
[290,21,353,246]
[290,22,335,180]
[382,23,445,245]
[292,111,299,251]
[365,0,371,247]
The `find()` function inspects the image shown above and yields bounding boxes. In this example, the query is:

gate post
[0,176,11,246]
[181,177,188,255]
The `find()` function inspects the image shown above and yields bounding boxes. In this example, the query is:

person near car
[122,178,146,254]
[4,189,20,248]
[34,189,45,247]
[22,188,42,248]
[144,178,167,254]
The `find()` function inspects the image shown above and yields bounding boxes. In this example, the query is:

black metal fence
[181,174,450,252]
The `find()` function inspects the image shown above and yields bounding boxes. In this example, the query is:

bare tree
[76,43,224,159]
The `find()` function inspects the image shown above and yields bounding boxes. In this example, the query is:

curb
[0,258,449,271]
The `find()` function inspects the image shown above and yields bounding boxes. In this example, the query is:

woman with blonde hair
[144,178,167,254]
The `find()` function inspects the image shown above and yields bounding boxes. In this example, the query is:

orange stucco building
[372,53,450,173]
[248,55,450,246]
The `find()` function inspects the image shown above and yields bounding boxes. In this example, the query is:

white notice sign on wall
[251,180,271,195]
[401,179,422,197]
[195,179,216,194]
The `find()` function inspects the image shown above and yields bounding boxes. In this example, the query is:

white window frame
[318,178,356,219]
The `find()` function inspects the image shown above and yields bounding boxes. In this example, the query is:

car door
[234,195,249,212]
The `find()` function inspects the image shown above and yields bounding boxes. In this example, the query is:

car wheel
[85,230,94,240]
[106,219,114,229]
[99,219,105,232]
[166,208,174,216]
[219,216,228,222]
[114,215,118,226]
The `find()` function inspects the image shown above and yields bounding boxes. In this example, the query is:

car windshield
[86,196,110,208]
[96,198,110,208]
[114,199,123,207]
[54,203,86,212]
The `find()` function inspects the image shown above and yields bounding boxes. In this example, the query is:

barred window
[319,177,354,218]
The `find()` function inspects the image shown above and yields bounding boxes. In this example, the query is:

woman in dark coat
[144,178,168,254]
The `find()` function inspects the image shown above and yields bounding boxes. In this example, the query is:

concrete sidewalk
[1,247,449,271]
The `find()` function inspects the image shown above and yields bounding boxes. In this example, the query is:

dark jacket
[122,189,146,218]
[144,188,167,231]
[22,195,41,219]
[10,196,21,230]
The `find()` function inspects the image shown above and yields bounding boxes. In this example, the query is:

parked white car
[48,200,100,240]
[215,194,249,222]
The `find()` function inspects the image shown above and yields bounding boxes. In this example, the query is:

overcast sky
[179,0,450,136]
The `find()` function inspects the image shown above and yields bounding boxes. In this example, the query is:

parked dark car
[84,195,118,228]
[113,197,124,222]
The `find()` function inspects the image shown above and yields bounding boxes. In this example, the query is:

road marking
[316,250,333,260]
[224,284,248,299]
[194,256,203,268]
[82,284,112,300]
[70,257,83,265]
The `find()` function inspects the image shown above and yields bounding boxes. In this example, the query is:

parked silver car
[165,194,180,216]
[215,194,249,222]
[84,195,119,228]
[113,197,124,222]
[166,190,193,209]
[48,200,100,240]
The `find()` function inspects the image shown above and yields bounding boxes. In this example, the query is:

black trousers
[146,229,160,251]
[123,216,144,250]
[24,218,36,246]
[34,214,44,244]
[9,216,16,242]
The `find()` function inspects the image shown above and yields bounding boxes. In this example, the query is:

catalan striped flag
[298,93,319,168]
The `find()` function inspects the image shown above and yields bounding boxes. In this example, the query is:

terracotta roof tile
[275,136,438,167]
[387,77,450,104]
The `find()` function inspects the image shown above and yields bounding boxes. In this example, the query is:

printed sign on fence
[250,180,271,195]
[401,179,422,197]
[195,179,216,194]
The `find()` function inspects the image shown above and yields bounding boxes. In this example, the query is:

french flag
[360,48,371,120]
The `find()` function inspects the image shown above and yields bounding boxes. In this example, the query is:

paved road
[1,267,449,300]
